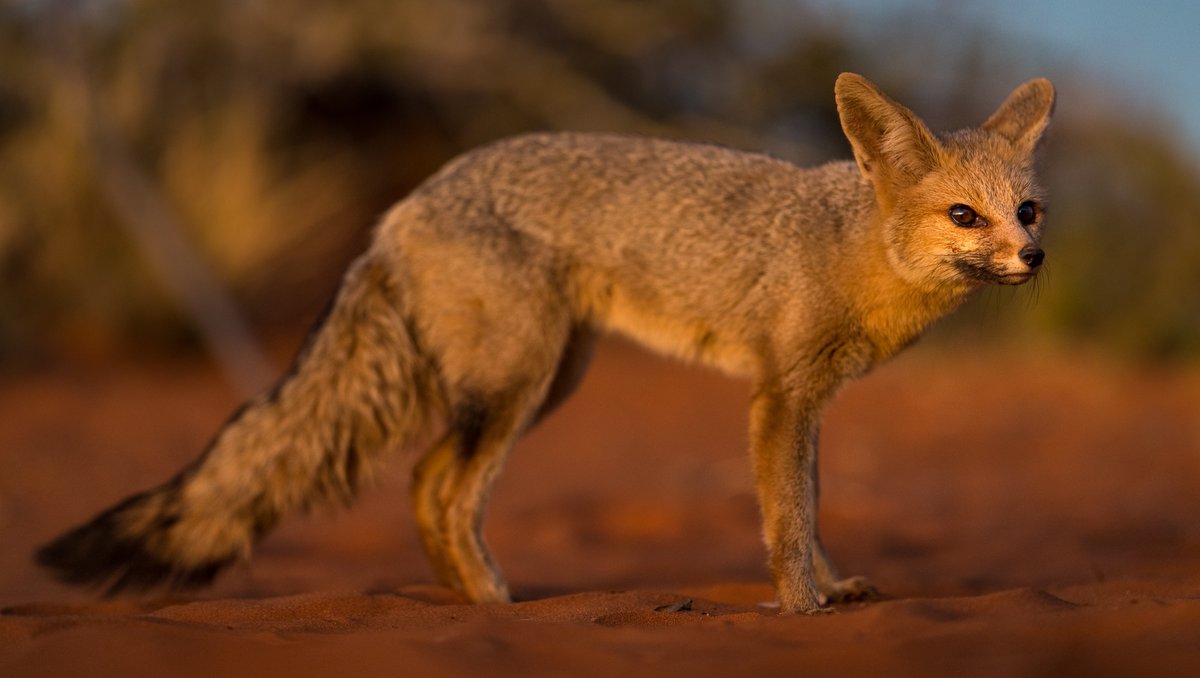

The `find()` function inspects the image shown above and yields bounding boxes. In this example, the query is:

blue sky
[805,0,1200,158]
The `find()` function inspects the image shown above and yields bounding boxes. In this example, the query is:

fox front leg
[748,384,827,614]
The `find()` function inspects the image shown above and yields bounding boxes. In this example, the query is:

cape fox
[38,73,1055,614]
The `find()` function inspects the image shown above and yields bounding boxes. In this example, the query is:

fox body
[38,73,1054,613]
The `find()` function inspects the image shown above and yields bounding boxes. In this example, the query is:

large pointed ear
[982,78,1055,151]
[835,73,944,192]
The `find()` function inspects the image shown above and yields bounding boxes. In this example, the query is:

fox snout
[992,242,1044,284]
[946,233,1045,286]
[992,242,1045,284]
[1018,246,1044,269]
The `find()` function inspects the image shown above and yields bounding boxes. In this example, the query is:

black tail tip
[35,508,229,597]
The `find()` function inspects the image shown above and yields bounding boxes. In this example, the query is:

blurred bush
[1,0,1198,363]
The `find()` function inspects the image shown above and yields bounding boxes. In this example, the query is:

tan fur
[38,74,1055,613]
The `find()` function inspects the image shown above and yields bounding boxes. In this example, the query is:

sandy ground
[2,338,1199,676]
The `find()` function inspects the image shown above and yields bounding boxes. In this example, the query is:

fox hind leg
[408,298,590,602]
[440,392,542,603]
[412,371,572,602]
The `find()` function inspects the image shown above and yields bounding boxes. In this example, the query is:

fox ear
[835,73,943,194]
[982,78,1055,152]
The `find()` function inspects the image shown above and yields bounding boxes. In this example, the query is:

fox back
[394,74,1052,376]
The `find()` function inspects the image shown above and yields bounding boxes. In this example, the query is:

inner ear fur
[982,78,1056,151]
[835,72,944,193]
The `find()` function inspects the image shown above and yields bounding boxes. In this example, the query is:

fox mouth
[952,260,1038,286]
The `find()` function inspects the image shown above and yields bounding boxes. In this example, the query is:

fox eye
[1016,201,1038,225]
[948,204,979,227]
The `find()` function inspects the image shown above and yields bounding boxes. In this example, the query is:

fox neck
[845,210,977,360]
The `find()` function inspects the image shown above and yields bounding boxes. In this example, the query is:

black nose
[1019,246,1044,268]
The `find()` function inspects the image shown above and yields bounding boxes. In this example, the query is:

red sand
[2,339,1199,676]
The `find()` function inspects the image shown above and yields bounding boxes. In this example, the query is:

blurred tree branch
[38,6,274,395]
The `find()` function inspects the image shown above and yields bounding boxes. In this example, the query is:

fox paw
[818,576,880,605]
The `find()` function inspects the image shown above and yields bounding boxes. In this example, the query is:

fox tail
[36,253,442,594]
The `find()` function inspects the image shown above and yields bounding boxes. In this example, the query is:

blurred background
[2,0,1199,389]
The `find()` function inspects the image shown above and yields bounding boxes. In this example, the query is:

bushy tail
[37,253,444,595]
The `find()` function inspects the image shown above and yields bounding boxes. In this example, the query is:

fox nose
[1019,246,1044,268]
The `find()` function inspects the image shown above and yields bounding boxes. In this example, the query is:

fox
[37,73,1054,614]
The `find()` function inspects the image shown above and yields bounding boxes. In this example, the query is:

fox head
[834,73,1055,290]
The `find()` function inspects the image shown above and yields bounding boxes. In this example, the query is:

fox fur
[38,73,1055,614]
